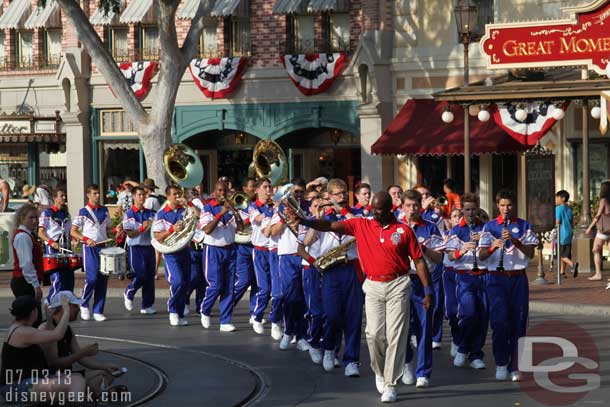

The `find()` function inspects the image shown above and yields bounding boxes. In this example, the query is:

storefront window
[574,141,609,200]
[39,151,67,191]
[0,144,28,199]
[100,143,141,204]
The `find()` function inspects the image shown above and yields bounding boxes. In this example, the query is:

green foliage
[569,196,600,226]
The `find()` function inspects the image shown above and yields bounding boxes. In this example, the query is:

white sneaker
[375,375,385,394]
[183,305,190,316]
[296,339,310,351]
[291,336,297,344]
[93,313,106,322]
[309,347,323,364]
[344,362,360,377]
[381,386,397,403]
[432,341,441,350]
[249,315,255,324]
[124,295,133,311]
[450,342,459,358]
[80,307,90,321]
[220,324,236,332]
[416,377,430,388]
[323,350,335,372]
[470,359,486,370]
[334,357,341,368]
[200,314,211,329]
[511,371,522,382]
[453,352,467,367]
[271,323,283,341]
[279,334,293,350]
[169,313,180,326]
[253,321,264,334]
[178,318,189,326]
[496,365,508,381]
[401,362,415,385]
[140,307,157,314]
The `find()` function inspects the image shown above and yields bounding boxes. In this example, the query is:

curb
[529,301,610,317]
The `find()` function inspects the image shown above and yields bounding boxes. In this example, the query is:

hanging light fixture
[515,104,528,122]
[591,102,601,119]
[441,105,455,123]
[477,105,490,122]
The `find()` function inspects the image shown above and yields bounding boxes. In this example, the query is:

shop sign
[0,120,30,134]
[480,0,610,74]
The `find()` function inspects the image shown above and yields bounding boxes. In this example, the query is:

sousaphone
[252,140,287,186]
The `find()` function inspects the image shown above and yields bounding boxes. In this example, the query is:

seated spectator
[0,295,85,404]
[39,291,127,399]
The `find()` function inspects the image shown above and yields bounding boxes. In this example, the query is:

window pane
[143,26,159,59]
[0,32,5,68]
[232,18,250,56]
[203,24,217,54]
[295,15,314,53]
[46,30,62,66]
[0,144,29,199]
[19,31,33,67]
[331,13,350,51]
[113,28,129,61]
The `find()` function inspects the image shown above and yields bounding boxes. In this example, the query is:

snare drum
[66,254,82,271]
[42,254,68,275]
[99,247,127,277]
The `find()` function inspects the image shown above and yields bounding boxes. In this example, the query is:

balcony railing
[281,37,351,55]
[41,53,61,69]
[110,49,160,62]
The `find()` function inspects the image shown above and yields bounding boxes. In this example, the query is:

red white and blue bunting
[117,61,157,100]
[188,57,246,99]
[491,102,569,145]
[283,53,347,96]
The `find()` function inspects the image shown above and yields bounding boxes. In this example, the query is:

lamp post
[454,0,479,193]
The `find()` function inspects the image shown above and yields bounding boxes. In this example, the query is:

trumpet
[431,195,449,208]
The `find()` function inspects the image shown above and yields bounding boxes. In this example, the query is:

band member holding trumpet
[200,180,244,332]
[122,187,157,315]
[444,193,488,370]
[71,185,118,322]
[38,189,73,301]
[479,190,537,382]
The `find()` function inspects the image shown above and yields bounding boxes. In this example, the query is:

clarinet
[469,218,479,271]
[496,218,509,272]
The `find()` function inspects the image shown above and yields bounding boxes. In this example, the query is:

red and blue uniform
[249,200,274,323]
[39,205,73,301]
[233,208,257,319]
[187,197,208,313]
[301,229,323,350]
[479,215,538,372]
[350,203,371,218]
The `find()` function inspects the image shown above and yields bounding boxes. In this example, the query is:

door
[492,154,518,218]
[197,149,217,194]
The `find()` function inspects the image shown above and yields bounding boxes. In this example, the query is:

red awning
[371,99,528,156]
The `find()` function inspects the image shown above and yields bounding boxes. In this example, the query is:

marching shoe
[249,315,255,325]
[93,314,107,322]
[296,339,310,351]
[432,341,441,350]
[253,321,264,335]
[140,307,157,314]
[333,357,341,368]
[124,295,133,311]
[271,323,283,341]
[279,334,293,350]
[381,386,397,403]
[511,371,522,382]
[323,350,335,372]
[200,314,211,329]
[220,324,236,332]
[309,347,323,364]
[401,362,415,385]
[169,313,180,326]
[453,352,467,367]
[470,359,486,370]
[183,305,190,316]
[375,375,385,394]
[450,342,459,358]
[80,307,91,321]
[178,318,189,326]
[496,365,509,381]
[344,362,360,377]
[291,336,297,344]
[416,377,430,388]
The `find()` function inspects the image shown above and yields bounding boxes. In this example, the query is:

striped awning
[211,0,243,16]
[0,133,65,144]
[24,1,61,30]
[309,0,348,12]
[178,0,215,19]
[0,0,32,30]
[272,0,307,14]
[120,0,155,24]
[89,1,127,26]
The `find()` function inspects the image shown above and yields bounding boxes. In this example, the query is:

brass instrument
[252,140,288,186]
[151,144,203,254]
[230,192,253,244]
[315,237,357,272]
[230,192,250,211]
[273,183,305,239]
[431,195,449,208]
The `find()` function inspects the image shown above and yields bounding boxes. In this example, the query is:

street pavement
[0,297,608,407]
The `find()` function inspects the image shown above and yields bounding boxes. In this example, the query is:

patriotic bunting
[188,57,246,99]
[117,61,157,100]
[282,53,347,96]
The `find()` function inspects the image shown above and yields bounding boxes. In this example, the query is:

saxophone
[314,237,357,272]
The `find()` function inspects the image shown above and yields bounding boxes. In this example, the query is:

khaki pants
[362,274,411,387]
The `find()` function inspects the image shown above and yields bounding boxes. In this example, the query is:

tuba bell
[252,140,287,186]
[151,144,203,254]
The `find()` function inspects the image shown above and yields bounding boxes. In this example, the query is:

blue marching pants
[125,245,156,309]
[234,244,257,316]
[456,272,489,361]
[268,250,284,324]
[45,245,75,303]
[81,246,108,315]
[201,245,236,324]
[443,268,460,346]
[321,263,363,365]
[279,255,306,338]
[302,265,323,349]
[485,272,529,372]
[186,248,206,312]
[252,248,271,322]
[163,249,190,317]
[405,276,433,378]
[431,277,445,343]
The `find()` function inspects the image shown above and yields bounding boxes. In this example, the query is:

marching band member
[265,199,284,341]
[122,187,157,315]
[248,178,274,334]
[387,185,404,220]
[233,177,258,324]
[479,190,537,382]
[200,181,243,332]
[152,185,196,327]
[400,190,444,388]
[444,194,487,370]
[71,185,117,322]
[443,208,463,358]
[351,183,372,218]
[186,182,210,315]
[38,189,73,301]
[270,178,309,351]
[317,179,362,377]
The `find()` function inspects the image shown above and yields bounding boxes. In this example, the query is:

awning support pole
[463,40,471,193]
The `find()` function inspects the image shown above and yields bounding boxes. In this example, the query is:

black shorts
[560,244,572,259]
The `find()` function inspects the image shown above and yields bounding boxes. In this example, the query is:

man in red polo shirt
[291,191,433,403]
